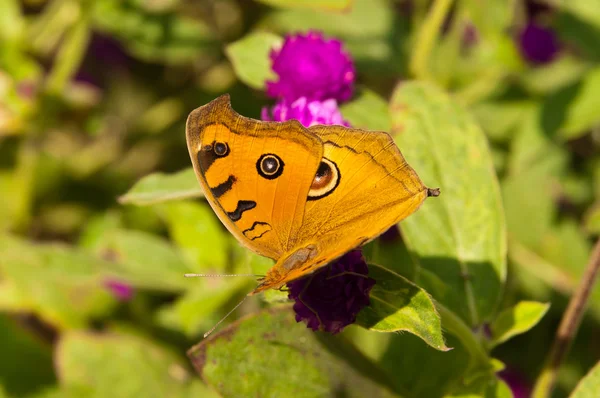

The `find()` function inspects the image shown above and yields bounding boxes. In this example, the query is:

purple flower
[519,23,560,64]
[266,31,355,102]
[380,225,401,243]
[287,250,376,334]
[261,97,350,128]
[461,23,479,50]
[104,279,134,301]
[498,368,531,398]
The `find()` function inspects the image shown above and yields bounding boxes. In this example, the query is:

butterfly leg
[326,271,371,280]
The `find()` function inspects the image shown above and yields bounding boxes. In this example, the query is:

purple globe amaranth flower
[461,23,479,50]
[287,250,375,334]
[104,279,134,301]
[380,224,401,243]
[266,31,355,103]
[498,368,531,398]
[519,22,560,64]
[261,97,350,128]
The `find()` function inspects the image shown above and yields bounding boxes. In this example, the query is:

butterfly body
[186,94,435,295]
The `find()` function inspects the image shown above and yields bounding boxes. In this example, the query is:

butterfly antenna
[184,273,262,277]
[203,295,249,339]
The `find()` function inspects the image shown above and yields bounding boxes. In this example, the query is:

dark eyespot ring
[256,154,284,180]
[308,158,340,200]
[214,142,229,157]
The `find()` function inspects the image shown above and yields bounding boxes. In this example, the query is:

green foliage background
[1,0,599,397]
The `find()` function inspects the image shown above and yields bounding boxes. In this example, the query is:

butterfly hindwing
[253,125,428,293]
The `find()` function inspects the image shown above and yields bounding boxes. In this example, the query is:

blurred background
[1,0,599,397]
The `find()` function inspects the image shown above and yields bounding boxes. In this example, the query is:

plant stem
[436,302,490,370]
[532,238,600,398]
[45,2,90,94]
[409,0,455,80]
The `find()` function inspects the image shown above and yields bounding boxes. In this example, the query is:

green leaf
[155,277,252,337]
[507,104,567,176]
[87,229,195,292]
[391,81,507,326]
[445,373,513,398]
[570,361,600,398]
[0,315,55,396]
[356,264,449,351]
[556,67,600,140]
[56,330,217,398]
[521,56,588,94]
[45,12,91,94]
[0,235,117,329]
[0,146,36,231]
[376,332,485,397]
[558,0,600,30]
[555,11,600,63]
[225,32,282,89]
[91,0,215,63]
[502,164,556,250]
[340,89,391,131]
[118,168,202,206]
[489,301,550,348]
[0,0,23,43]
[584,204,600,235]
[158,201,229,271]
[471,100,533,143]
[188,306,398,397]
[255,0,352,11]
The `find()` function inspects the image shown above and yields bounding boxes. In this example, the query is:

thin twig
[532,238,600,398]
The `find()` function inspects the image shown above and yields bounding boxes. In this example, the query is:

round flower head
[519,23,560,64]
[266,31,355,102]
[287,250,375,334]
[261,97,350,128]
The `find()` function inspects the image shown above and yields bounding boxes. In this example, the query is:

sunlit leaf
[0,235,117,329]
[56,330,217,398]
[255,0,352,11]
[86,229,195,292]
[188,306,398,397]
[119,168,202,206]
[340,89,391,131]
[584,204,600,235]
[490,301,550,348]
[556,67,600,140]
[225,32,281,89]
[0,0,23,43]
[356,264,449,351]
[570,361,600,398]
[158,201,229,271]
[391,81,506,326]
[155,277,251,337]
[557,0,600,30]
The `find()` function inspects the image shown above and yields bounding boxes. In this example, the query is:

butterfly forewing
[186,95,323,260]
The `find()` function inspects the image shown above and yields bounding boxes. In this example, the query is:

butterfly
[186,94,438,296]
